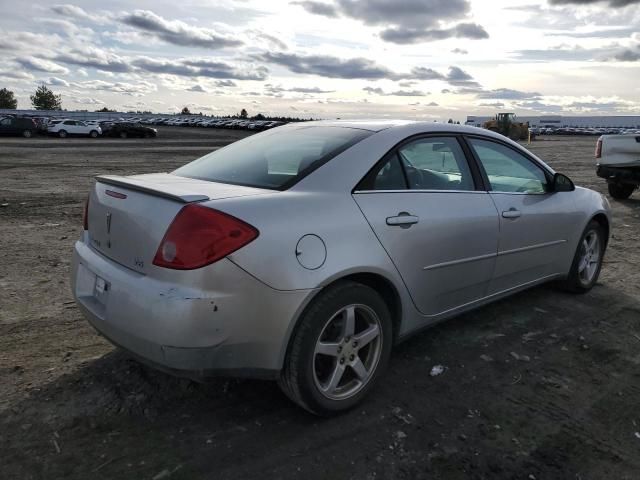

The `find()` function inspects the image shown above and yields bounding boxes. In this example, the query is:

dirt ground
[1,128,639,480]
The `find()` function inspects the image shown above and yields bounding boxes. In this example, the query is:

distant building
[465,115,640,129]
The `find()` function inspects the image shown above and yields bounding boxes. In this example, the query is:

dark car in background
[106,122,157,138]
[0,117,38,137]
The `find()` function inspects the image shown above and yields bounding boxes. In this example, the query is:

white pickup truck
[596,134,640,199]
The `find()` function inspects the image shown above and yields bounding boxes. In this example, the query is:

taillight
[83,195,89,230]
[595,138,602,159]
[153,204,259,270]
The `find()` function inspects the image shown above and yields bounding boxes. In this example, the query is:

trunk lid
[88,173,269,274]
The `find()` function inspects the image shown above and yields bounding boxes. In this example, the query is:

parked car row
[532,127,640,136]
[140,117,287,130]
[0,115,158,139]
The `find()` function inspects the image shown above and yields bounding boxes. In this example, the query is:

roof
[283,119,494,134]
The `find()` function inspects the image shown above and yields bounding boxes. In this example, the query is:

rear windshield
[173,126,372,190]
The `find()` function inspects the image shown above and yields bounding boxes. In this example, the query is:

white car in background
[48,119,102,138]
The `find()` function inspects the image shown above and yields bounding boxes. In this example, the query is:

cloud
[51,4,101,22]
[255,51,397,79]
[215,80,237,87]
[43,76,70,87]
[452,48,468,54]
[55,48,132,73]
[72,97,105,105]
[478,102,505,108]
[249,31,288,51]
[132,57,268,80]
[293,1,339,17]
[363,87,427,96]
[187,84,207,92]
[119,10,243,49]
[445,66,480,87]
[293,0,488,44]
[408,66,445,80]
[72,79,157,97]
[52,48,268,80]
[380,23,488,44]
[476,88,542,100]
[548,0,640,6]
[612,48,640,60]
[363,86,384,94]
[16,56,69,74]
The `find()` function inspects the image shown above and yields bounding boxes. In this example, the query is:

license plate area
[93,275,109,304]
[76,263,110,310]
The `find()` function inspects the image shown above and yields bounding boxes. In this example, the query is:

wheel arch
[591,212,610,247]
[277,270,404,371]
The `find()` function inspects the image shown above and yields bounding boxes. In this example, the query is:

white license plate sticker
[95,276,107,294]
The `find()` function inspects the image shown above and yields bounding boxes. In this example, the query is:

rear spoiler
[96,175,210,203]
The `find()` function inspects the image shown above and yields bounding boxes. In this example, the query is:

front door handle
[502,209,522,219]
[386,212,419,227]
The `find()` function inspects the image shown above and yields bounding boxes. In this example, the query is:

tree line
[0,85,62,110]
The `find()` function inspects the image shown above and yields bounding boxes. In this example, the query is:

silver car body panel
[72,121,612,377]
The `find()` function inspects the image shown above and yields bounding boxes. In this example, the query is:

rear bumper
[72,240,314,379]
[597,164,640,185]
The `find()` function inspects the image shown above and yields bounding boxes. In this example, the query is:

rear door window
[398,137,475,191]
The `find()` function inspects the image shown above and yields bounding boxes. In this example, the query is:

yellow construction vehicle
[482,113,530,141]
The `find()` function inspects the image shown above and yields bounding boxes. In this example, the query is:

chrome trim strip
[422,239,567,271]
[353,189,489,195]
[498,239,567,256]
[423,252,497,271]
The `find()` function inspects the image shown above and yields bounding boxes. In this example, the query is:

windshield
[173,126,372,190]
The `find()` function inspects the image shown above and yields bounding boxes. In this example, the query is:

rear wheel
[608,182,634,200]
[559,220,605,293]
[58,130,67,138]
[22,129,32,138]
[89,130,98,138]
[279,281,392,416]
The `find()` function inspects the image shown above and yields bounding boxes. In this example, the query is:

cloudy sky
[1,0,639,120]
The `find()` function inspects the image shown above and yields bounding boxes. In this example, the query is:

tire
[58,130,67,138]
[608,182,634,200]
[559,220,605,293]
[89,130,98,138]
[119,131,127,139]
[22,129,32,138]
[278,281,392,416]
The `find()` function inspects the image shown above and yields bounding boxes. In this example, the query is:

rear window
[173,126,372,190]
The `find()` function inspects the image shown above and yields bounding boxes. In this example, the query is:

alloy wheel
[312,304,383,400]
[578,230,601,285]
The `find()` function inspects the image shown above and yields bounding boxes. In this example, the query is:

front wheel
[608,182,634,200]
[559,220,605,293]
[279,281,392,416]
[89,130,98,138]
[58,130,67,138]
[22,129,32,138]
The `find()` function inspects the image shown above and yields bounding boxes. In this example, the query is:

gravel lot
[1,127,639,480]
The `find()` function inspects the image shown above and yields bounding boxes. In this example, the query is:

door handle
[386,213,419,227]
[502,209,522,219]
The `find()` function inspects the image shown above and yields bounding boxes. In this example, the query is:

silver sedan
[72,121,611,415]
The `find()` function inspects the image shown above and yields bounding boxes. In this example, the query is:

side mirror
[551,172,575,192]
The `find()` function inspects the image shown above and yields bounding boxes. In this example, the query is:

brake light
[153,204,259,270]
[83,195,89,230]
[595,138,602,159]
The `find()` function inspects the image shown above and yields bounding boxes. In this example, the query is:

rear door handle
[502,209,522,219]
[386,213,419,227]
